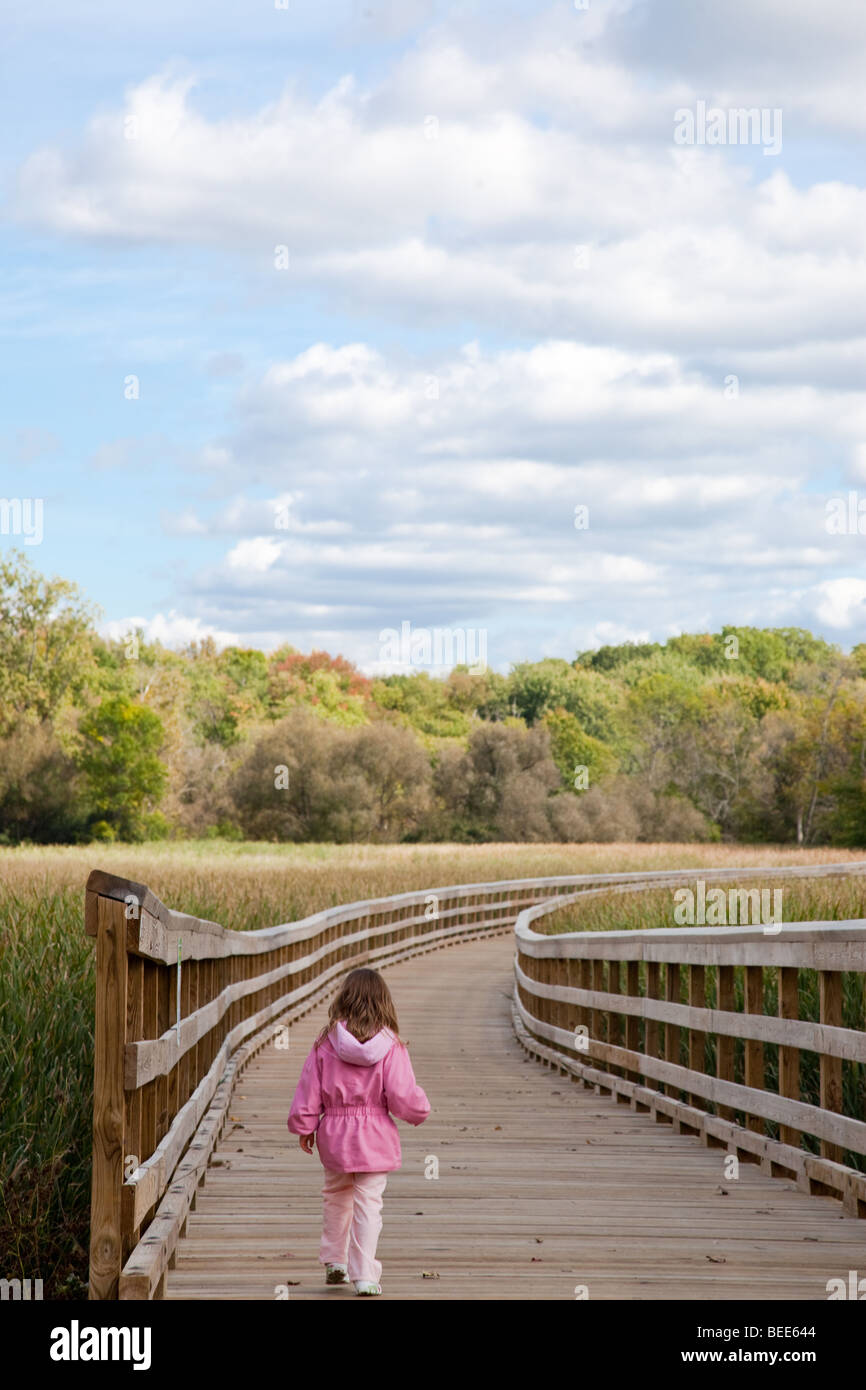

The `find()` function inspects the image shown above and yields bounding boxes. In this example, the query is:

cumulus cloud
[11,15,866,354]
[100,611,241,650]
[144,327,866,667]
[226,537,283,572]
[812,579,866,631]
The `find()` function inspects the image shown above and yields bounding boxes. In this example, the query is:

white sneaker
[325,1263,349,1285]
[354,1280,382,1296]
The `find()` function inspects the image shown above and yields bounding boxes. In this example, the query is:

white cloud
[574,621,654,653]
[130,328,866,664]
[11,26,866,354]
[813,579,866,631]
[100,611,241,649]
[214,338,863,484]
[226,536,283,572]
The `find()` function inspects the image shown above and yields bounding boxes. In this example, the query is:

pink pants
[319,1168,389,1284]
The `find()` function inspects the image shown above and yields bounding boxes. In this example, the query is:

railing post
[554,956,568,1060]
[664,962,680,1097]
[590,957,603,1059]
[566,957,582,1076]
[778,966,801,1149]
[576,957,589,1046]
[608,958,622,1078]
[625,960,640,1082]
[156,961,170,1145]
[716,964,735,1120]
[744,966,765,1133]
[645,961,661,1092]
[89,894,128,1300]
[542,956,554,1039]
[820,970,843,1163]
[688,964,706,1109]
[140,959,159,1225]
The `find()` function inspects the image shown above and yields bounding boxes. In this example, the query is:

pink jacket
[287,1022,430,1172]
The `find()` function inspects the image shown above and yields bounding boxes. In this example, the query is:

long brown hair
[315,968,402,1048]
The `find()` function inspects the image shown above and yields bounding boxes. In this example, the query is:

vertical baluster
[744,965,765,1133]
[178,947,191,1111]
[591,958,604,1060]
[688,964,706,1109]
[716,964,735,1121]
[626,959,640,1083]
[167,948,178,1145]
[819,970,843,1162]
[645,961,660,1092]
[664,962,680,1098]
[778,966,801,1149]
[156,960,170,1145]
[140,960,158,1171]
[608,958,621,1077]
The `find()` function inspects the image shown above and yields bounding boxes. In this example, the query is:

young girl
[287,968,430,1296]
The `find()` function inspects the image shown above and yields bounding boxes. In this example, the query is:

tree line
[1,549,864,846]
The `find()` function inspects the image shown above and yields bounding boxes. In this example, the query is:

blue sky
[2,0,865,673]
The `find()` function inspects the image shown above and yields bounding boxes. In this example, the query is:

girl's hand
[299,1133,315,1155]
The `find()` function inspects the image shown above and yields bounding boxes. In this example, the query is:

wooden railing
[85,861,866,1299]
[513,882,866,1220]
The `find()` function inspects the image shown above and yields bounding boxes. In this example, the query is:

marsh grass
[2,840,864,1296]
[0,888,94,1299]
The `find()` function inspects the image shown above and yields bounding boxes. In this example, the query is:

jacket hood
[331,1021,396,1066]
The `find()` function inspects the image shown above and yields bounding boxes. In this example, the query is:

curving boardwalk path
[165,934,865,1301]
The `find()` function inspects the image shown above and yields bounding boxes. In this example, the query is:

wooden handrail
[85,860,866,1299]
[513,883,866,1220]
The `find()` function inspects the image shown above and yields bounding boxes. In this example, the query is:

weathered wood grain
[88,896,128,1300]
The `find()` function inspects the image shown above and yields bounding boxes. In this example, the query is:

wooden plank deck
[165,934,866,1300]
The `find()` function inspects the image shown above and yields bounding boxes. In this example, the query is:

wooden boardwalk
[165,934,866,1301]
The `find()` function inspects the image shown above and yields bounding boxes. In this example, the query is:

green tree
[76,696,167,840]
[371,672,469,738]
[620,669,704,786]
[183,638,244,746]
[507,659,574,723]
[575,640,662,671]
[541,707,619,787]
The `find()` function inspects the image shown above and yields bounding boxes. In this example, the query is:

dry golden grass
[3,838,865,929]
